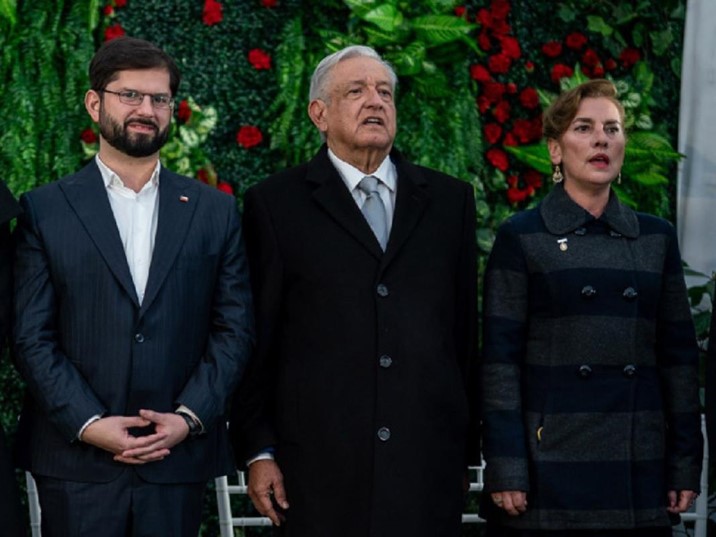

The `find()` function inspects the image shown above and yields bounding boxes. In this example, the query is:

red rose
[605,58,617,71]
[488,53,512,74]
[203,0,223,26]
[519,87,539,109]
[507,186,529,204]
[506,82,517,94]
[524,169,543,189]
[470,64,491,82]
[177,100,192,123]
[478,31,492,52]
[550,63,573,83]
[237,125,263,148]
[507,175,518,188]
[565,32,587,50]
[103,6,114,16]
[490,19,511,36]
[217,181,234,195]
[454,6,466,17]
[476,8,491,27]
[591,64,605,77]
[484,123,503,145]
[524,60,535,73]
[477,96,491,114]
[104,24,125,42]
[486,148,509,171]
[529,116,543,140]
[619,47,641,68]
[503,132,518,146]
[490,0,511,20]
[197,169,209,183]
[493,100,511,123]
[482,81,505,103]
[541,41,562,58]
[512,119,532,143]
[499,36,521,60]
[248,48,272,70]
[261,0,277,6]
[581,48,600,67]
[114,0,127,6]
[80,128,97,144]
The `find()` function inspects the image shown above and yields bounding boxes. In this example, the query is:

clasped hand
[81,409,190,465]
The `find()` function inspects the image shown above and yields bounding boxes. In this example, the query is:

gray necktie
[357,175,388,250]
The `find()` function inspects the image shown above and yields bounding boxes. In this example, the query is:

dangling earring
[616,172,622,185]
[552,165,563,184]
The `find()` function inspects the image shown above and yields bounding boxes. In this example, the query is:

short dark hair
[89,36,181,96]
[542,79,625,140]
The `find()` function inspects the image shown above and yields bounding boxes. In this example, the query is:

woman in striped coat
[481,79,702,536]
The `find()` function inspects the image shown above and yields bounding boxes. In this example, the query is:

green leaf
[385,41,426,76]
[557,5,576,22]
[363,4,404,33]
[587,15,613,37]
[611,185,638,208]
[411,15,474,47]
[632,22,645,47]
[649,28,674,56]
[344,0,380,19]
[505,142,552,175]
[0,0,17,28]
[629,171,669,186]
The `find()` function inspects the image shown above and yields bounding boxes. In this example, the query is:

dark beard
[99,108,170,157]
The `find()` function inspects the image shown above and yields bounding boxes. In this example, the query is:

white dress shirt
[96,155,160,305]
[327,148,397,236]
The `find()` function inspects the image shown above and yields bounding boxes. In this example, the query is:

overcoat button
[578,365,592,378]
[379,355,393,368]
[377,427,391,441]
[574,227,587,236]
[581,285,597,298]
[609,230,623,238]
[134,333,145,343]
[622,287,638,300]
[376,284,389,297]
[623,364,637,378]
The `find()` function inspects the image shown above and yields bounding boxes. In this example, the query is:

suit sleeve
[175,196,255,431]
[229,186,283,463]
[481,219,531,492]
[13,193,106,442]
[656,225,702,491]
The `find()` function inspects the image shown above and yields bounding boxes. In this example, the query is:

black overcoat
[481,183,702,530]
[231,146,479,537]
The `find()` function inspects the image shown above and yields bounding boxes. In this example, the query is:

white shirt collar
[327,149,396,193]
[96,155,161,192]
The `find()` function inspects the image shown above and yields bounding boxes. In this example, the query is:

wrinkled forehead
[328,56,394,89]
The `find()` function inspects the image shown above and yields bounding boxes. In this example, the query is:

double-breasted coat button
[377,427,391,441]
[622,287,638,300]
[574,227,587,236]
[376,284,389,297]
[134,333,145,343]
[623,364,637,378]
[578,365,592,378]
[379,355,393,368]
[581,285,597,298]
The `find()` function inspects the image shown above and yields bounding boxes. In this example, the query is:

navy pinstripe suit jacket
[12,160,254,483]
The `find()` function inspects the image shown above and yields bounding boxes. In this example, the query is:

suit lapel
[309,147,383,259]
[381,152,429,267]
[59,161,139,307]
[140,169,200,315]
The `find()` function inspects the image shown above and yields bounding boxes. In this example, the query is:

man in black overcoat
[706,286,716,465]
[231,45,480,536]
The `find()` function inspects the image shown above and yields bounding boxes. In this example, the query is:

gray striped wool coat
[481,183,702,530]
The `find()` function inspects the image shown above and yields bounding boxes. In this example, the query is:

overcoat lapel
[140,170,200,315]
[59,162,139,307]
[309,148,384,259]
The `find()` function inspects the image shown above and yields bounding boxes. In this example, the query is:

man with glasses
[13,36,254,536]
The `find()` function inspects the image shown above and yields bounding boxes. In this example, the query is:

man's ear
[85,90,101,122]
[308,99,328,134]
[547,138,562,165]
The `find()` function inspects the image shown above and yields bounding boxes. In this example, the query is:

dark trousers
[485,525,673,537]
[35,468,206,537]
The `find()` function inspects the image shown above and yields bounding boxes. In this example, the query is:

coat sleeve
[656,225,703,492]
[13,193,106,442]
[481,219,531,492]
[229,186,283,463]
[706,292,716,466]
[175,195,256,431]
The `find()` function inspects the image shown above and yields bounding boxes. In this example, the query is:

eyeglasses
[100,88,175,110]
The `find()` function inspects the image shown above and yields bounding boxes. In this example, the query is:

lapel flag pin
[179,195,189,203]
[557,238,568,251]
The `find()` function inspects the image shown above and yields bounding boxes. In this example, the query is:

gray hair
[308,45,398,103]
